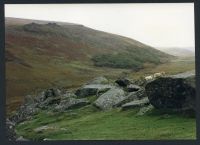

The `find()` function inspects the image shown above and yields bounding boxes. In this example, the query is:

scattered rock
[116,88,147,107]
[115,78,131,87]
[145,71,195,111]
[122,97,149,110]
[44,88,61,99]
[34,125,71,135]
[35,88,62,102]
[33,89,59,103]
[6,119,17,141]
[94,87,125,110]
[34,125,55,133]
[34,91,46,102]
[43,138,54,141]
[16,136,29,141]
[62,92,77,99]
[39,97,61,109]
[9,72,196,140]
[134,77,147,86]
[136,105,154,116]
[55,97,89,111]
[23,95,35,105]
[75,84,112,98]
[127,84,141,92]
[46,22,60,27]
[10,103,39,123]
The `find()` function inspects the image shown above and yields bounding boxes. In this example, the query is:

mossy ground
[15,105,196,140]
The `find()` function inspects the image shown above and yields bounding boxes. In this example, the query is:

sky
[5,3,194,49]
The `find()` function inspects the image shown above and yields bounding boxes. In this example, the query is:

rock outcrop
[145,71,195,111]
[8,72,196,141]
[75,84,113,98]
[122,97,150,110]
[6,119,17,141]
[9,103,39,124]
[136,105,154,116]
[55,97,89,111]
[116,88,147,107]
[34,88,62,103]
[94,87,125,110]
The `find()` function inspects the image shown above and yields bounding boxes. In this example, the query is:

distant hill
[5,17,172,113]
[160,47,195,57]
[6,17,172,68]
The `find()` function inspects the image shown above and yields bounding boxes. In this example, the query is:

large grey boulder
[122,97,150,110]
[116,88,147,107]
[75,84,113,98]
[145,71,195,111]
[94,87,125,110]
[55,97,89,111]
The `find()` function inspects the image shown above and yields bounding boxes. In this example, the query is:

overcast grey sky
[5,3,194,49]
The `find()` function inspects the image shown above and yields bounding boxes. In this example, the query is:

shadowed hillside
[5,17,173,113]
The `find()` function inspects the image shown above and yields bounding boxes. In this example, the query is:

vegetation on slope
[92,53,143,70]
[129,56,195,79]
[4,18,187,114]
[15,105,196,140]
[6,18,196,141]
[91,48,163,69]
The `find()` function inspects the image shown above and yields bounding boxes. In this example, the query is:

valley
[5,17,174,113]
[5,17,196,140]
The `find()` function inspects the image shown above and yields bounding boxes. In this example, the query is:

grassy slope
[6,18,196,140]
[5,17,172,113]
[15,105,196,140]
[128,56,195,79]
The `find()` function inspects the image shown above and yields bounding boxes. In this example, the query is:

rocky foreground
[6,71,196,141]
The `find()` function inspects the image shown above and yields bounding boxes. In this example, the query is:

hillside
[9,74,196,140]
[5,17,173,113]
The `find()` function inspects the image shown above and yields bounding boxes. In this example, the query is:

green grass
[15,105,196,140]
[6,52,130,114]
[91,49,167,70]
[6,55,195,114]
[6,19,195,114]
[129,56,195,79]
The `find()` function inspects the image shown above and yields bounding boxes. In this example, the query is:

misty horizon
[5,3,195,49]
[5,16,195,52]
